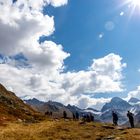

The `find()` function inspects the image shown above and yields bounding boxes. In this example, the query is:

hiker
[45,111,49,115]
[63,111,67,119]
[127,111,134,128]
[73,113,76,120]
[76,111,79,120]
[82,113,86,122]
[50,111,52,116]
[86,114,90,122]
[112,111,118,126]
[90,113,94,122]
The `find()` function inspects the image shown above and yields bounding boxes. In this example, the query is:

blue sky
[43,0,140,94]
[1,0,140,109]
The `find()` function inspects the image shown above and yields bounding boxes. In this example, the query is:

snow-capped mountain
[101,97,132,112]
[128,97,140,105]
[100,97,132,124]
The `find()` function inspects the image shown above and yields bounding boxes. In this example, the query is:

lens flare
[131,0,140,7]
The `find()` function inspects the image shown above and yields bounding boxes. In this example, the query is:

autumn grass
[0,119,139,140]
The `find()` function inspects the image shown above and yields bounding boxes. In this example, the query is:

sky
[1,0,140,110]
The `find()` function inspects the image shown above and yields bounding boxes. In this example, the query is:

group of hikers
[63,111,94,122]
[47,110,134,128]
[82,113,94,122]
[112,110,134,128]
[45,111,52,116]
[63,111,80,120]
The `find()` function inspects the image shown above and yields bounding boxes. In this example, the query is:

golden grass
[0,119,139,140]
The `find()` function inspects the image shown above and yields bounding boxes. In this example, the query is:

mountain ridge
[22,96,140,125]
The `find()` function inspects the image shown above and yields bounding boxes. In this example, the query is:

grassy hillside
[0,119,139,140]
[0,83,42,121]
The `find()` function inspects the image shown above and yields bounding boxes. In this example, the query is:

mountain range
[24,98,101,120]
[25,96,140,125]
[0,82,140,126]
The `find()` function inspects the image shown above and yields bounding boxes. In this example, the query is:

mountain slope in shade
[24,98,45,111]
[25,98,44,106]
[25,98,101,121]
[25,99,73,118]
[66,104,82,114]
[0,83,41,121]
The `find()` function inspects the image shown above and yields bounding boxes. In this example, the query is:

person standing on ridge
[112,111,118,126]
[75,111,79,120]
[63,111,67,119]
[127,111,134,128]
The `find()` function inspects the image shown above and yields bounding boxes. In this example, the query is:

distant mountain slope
[66,104,82,114]
[24,98,44,111]
[24,96,140,125]
[25,98,101,120]
[101,97,132,112]
[25,99,73,118]
[101,97,132,123]
[25,98,44,106]
[129,97,140,104]
[0,83,41,121]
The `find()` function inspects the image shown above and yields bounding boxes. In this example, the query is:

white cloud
[127,86,140,100]
[0,0,126,109]
[90,53,126,81]
[0,0,55,55]
[25,41,70,74]
[47,0,68,7]
[59,54,126,100]
[13,0,68,10]
[77,95,111,110]
[0,53,126,109]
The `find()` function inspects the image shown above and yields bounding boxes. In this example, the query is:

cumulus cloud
[0,53,126,109]
[0,1,55,55]
[47,0,68,7]
[0,0,126,109]
[27,41,70,71]
[61,53,126,96]
[77,95,111,109]
[127,86,140,100]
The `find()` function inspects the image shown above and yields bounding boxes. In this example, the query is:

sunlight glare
[131,0,140,7]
